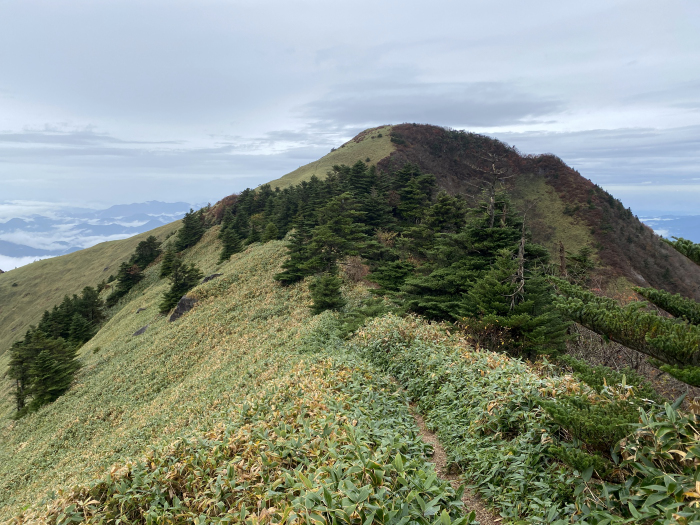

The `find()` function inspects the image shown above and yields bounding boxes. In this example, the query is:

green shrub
[557,354,660,401]
[547,445,613,479]
[309,273,346,314]
[539,396,639,452]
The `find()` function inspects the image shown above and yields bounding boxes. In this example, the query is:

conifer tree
[553,278,700,385]
[8,333,80,415]
[219,227,242,262]
[175,209,205,251]
[460,250,569,357]
[75,286,105,325]
[302,193,367,274]
[664,237,700,266]
[309,272,346,314]
[634,287,700,326]
[130,235,162,269]
[106,262,144,307]
[159,258,204,313]
[274,217,314,285]
[68,313,94,344]
[160,247,176,278]
[261,222,279,243]
[7,336,39,412]
[246,224,261,245]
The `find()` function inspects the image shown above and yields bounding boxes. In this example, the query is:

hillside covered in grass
[2,126,700,524]
[3,230,698,523]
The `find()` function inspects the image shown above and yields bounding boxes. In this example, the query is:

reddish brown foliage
[377,124,700,300]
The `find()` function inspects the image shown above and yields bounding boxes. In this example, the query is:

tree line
[6,223,207,417]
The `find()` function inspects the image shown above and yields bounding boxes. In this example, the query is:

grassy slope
[510,173,594,256]
[0,231,316,519]
[0,231,473,524]
[265,125,395,190]
[0,221,181,356]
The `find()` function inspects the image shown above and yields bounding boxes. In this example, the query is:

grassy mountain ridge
[0,233,313,518]
[0,222,180,357]
[265,125,395,190]
[2,123,700,523]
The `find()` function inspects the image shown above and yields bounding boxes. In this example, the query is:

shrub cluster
[18,357,474,524]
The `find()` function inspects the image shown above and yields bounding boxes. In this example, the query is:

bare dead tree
[466,151,516,228]
[558,241,567,278]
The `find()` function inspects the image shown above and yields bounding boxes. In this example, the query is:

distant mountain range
[640,215,700,243]
[0,201,195,269]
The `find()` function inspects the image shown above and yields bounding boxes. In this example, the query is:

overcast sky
[1,0,698,215]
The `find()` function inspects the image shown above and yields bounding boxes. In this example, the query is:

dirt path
[412,411,501,525]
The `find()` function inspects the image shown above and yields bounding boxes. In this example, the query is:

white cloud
[0,254,54,272]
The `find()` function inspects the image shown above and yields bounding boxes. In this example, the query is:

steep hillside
[0,232,474,523]
[378,124,700,300]
[266,125,395,190]
[0,221,180,356]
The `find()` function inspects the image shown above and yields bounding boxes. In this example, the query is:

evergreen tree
[159,258,204,313]
[302,193,368,274]
[261,222,279,243]
[246,224,261,245]
[634,287,700,325]
[160,248,176,278]
[553,278,700,385]
[274,218,314,285]
[68,313,94,344]
[106,262,144,307]
[309,272,346,314]
[460,250,569,357]
[400,192,522,319]
[219,227,243,262]
[664,237,700,266]
[7,336,39,412]
[175,209,205,251]
[74,286,105,325]
[8,333,80,415]
[130,235,162,269]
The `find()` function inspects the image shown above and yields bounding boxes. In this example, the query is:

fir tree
[159,258,204,313]
[106,262,144,307]
[160,248,176,278]
[175,209,205,251]
[261,222,279,243]
[130,235,162,269]
[634,287,700,326]
[246,224,261,245]
[460,250,569,357]
[274,218,314,285]
[309,272,346,314]
[219,227,243,262]
[302,193,367,274]
[68,313,94,344]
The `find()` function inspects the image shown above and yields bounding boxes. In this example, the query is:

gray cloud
[0,0,698,219]
[491,126,700,214]
[300,82,563,128]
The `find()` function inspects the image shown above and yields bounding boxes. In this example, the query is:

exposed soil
[412,409,501,525]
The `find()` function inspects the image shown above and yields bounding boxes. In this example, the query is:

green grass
[0,221,181,357]
[511,173,594,257]
[1,230,476,524]
[266,126,395,190]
